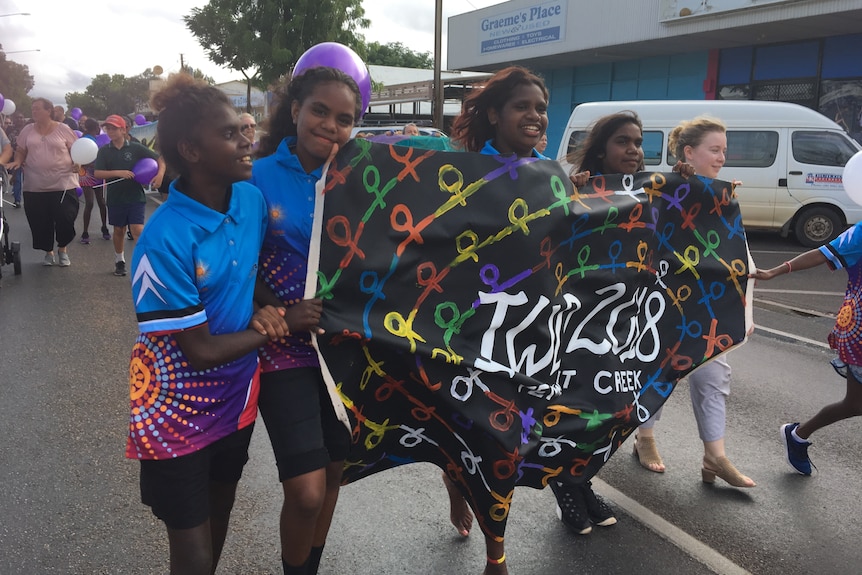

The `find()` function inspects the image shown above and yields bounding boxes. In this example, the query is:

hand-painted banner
[308,139,753,539]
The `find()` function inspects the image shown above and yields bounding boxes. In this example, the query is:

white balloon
[1,99,15,115]
[843,150,862,207]
[70,137,99,165]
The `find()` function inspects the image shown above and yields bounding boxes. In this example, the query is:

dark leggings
[23,190,78,251]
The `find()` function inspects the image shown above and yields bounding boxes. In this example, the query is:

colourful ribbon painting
[307,139,753,539]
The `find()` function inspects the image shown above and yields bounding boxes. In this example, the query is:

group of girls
[130,61,755,575]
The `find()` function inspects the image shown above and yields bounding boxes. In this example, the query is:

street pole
[433,0,443,130]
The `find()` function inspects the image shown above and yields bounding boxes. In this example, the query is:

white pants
[638,355,731,443]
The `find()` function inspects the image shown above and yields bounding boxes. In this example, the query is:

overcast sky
[0,0,506,108]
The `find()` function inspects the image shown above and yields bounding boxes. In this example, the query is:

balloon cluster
[292,42,372,117]
[0,92,17,116]
[69,137,158,185]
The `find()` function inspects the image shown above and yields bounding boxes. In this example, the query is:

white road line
[752,325,832,348]
[592,478,752,575]
[753,288,844,296]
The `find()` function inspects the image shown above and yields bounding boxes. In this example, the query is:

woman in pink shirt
[8,98,79,267]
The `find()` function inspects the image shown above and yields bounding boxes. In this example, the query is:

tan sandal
[701,455,756,488]
[632,435,665,473]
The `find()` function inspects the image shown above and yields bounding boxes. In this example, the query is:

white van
[556,100,862,246]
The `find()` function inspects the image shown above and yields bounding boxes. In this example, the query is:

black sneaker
[549,481,592,534]
[101,226,111,240]
[781,423,814,475]
[80,232,90,245]
[581,481,617,527]
[114,261,127,276]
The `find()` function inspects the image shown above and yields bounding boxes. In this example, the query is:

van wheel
[793,206,842,248]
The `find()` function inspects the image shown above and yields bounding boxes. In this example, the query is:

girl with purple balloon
[251,64,363,575]
[93,114,164,276]
[78,118,110,244]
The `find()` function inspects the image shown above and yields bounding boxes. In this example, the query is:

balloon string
[95,178,124,189]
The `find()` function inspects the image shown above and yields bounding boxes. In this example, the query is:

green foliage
[0,46,35,113]
[183,67,216,85]
[364,42,433,69]
[185,0,369,87]
[65,70,156,119]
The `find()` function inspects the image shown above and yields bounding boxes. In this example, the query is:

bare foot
[442,473,473,536]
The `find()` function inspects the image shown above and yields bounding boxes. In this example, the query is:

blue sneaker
[781,423,813,475]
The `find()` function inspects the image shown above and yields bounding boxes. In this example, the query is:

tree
[0,45,35,114]
[66,70,155,119]
[184,67,216,85]
[185,0,369,112]
[363,42,433,69]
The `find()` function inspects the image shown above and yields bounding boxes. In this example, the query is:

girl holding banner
[663,117,756,488]
[449,65,615,573]
[251,67,362,575]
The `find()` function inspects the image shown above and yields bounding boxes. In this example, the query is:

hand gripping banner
[306,139,753,539]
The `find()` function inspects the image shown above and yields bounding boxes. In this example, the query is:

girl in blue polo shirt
[752,222,862,476]
[446,65,595,574]
[128,73,288,574]
[251,67,361,575]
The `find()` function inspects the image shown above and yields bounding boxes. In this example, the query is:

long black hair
[257,66,362,158]
[569,111,644,174]
[450,66,548,153]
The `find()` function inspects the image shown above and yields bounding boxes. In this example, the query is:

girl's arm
[94,169,134,179]
[750,248,828,280]
[173,304,288,371]
[0,143,12,165]
[253,276,323,335]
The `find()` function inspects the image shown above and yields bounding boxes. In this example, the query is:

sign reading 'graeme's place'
[478,0,567,54]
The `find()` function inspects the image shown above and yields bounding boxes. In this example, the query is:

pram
[0,169,22,279]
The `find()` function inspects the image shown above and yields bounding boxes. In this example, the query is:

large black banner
[308,139,752,539]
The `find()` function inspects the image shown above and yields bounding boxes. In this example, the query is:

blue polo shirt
[250,137,322,372]
[821,222,862,366]
[126,179,268,460]
[480,139,548,159]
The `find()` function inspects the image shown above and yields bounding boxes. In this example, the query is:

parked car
[558,100,862,246]
[351,125,447,138]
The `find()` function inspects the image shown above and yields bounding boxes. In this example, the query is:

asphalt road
[0,197,858,574]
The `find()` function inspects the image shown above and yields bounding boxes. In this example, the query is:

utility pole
[180,53,185,72]
[433,0,443,130]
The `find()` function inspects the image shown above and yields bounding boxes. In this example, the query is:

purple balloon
[75,186,83,198]
[73,130,83,137]
[95,133,111,147]
[133,157,159,185]
[0,93,4,114]
[134,114,147,126]
[70,107,83,121]
[293,42,371,116]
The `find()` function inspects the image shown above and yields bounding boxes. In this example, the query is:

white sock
[115,252,125,263]
[791,428,809,444]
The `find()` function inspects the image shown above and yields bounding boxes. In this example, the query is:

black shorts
[139,424,255,530]
[258,367,351,481]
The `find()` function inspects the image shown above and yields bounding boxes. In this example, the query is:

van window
[564,130,664,166]
[792,131,857,167]
[667,130,778,168]
[642,131,663,166]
